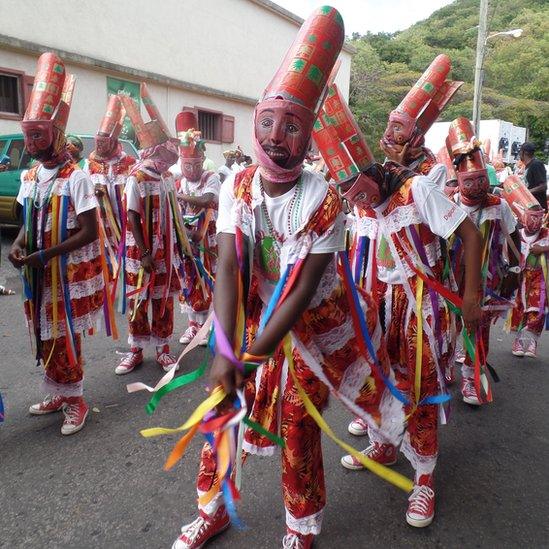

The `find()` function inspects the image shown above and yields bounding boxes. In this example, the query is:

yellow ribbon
[283,336,413,493]
[140,385,226,438]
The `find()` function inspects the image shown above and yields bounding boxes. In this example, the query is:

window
[183,106,235,144]
[0,72,21,114]
[198,110,222,142]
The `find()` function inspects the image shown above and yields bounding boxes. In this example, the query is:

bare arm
[454,216,483,334]
[179,192,218,209]
[8,224,27,268]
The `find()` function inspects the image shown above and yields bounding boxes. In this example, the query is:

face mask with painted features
[339,163,385,209]
[458,169,489,205]
[22,120,56,161]
[94,133,118,160]
[140,139,179,174]
[385,111,416,145]
[182,157,203,182]
[253,98,314,182]
[524,208,544,234]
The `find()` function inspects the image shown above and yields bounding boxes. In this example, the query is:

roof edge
[0,33,259,106]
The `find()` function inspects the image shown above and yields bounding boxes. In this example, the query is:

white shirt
[17,166,97,248]
[217,164,233,181]
[374,175,467,284]
[426,163,448,190]
[217,169,345,304]
[454,193,517,233]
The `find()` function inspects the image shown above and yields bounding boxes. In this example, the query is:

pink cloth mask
[138,139,179,175]
[341,172,382,208]
[253,98,314,184]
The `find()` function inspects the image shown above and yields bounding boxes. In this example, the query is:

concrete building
[0,0,353,166]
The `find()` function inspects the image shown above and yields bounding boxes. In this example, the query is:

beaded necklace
[32,166,60,210]
[259,176,303,249]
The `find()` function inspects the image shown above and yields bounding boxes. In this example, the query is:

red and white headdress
[175,111,204,159]
[22,52,76,155]
[118,83,174,150]
[313,83,374,184]
[97,94,125,139]
[384,54,463,145]
[254,6,345,183]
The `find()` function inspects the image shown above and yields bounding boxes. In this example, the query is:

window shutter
[221,115,235,143]
[23,75,34,109]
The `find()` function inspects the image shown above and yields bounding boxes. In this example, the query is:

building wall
[0,0,352,165]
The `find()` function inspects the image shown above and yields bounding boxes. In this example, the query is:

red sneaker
[29,394,66,415]
[61,397,89,436]
[341,442,398,470]
[156,345,179,372]
[347,417,369,436]
[512,338,525,357]
[282,529,314,549]
[461,377,481,406]
[172,506,230,549]
[115,349,143,375]
[406,474,435,527]
[524,340,537,358]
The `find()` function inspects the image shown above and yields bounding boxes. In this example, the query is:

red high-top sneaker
[282,528,314,549]
[29,394,66,415]
[347,416,369,436]
[524,339,538,358]
[461,377,481,406]
[156,345,178,372]
[61,397,89,436]
[341,442,398,470]
[115,348,143,375]
[512,338,525,357]
[406,474,435,527]
[172,506,230,549]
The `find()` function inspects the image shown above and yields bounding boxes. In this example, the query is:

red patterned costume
[116,85,185,374]
[12,53,104,435]
[448,118,519,403]
[172,7,403,547]
[314,88,481,529]
[503,176,548,357]
[174,111,220,343]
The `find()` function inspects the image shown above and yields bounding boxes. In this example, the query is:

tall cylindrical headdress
[22,52,76,155]
[175,111,204,159]
[261,5,345,116]
[502,174,542,222]
[98,94,124,139]
[447,117,486,173]
[118,83,174,150]
[313,84,374,183]
[384,54,462,145]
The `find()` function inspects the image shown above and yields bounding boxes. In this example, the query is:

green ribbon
[146,360,207,415]
[243,417,285,448]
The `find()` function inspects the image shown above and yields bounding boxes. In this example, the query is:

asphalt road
[1,227,548,549]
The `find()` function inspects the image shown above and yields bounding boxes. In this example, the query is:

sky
[274,0,455,35]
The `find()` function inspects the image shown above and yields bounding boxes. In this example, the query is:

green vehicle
[0,134,138,225]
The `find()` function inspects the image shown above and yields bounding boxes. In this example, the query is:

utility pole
[472,0,489,136]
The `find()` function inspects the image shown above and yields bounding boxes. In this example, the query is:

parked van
[0,134,138,225]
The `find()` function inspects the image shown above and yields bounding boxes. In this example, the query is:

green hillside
[349,0,549,159]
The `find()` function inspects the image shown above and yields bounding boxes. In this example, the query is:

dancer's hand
[22,251,45,269]
[461,295,481,335]
[141,254,155,273]
[209,354,244,398]
[8,242,26,268]
[531,244,548,256]
[500,272,519,298]
[94,184,106,197]
[380,141,408,164]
